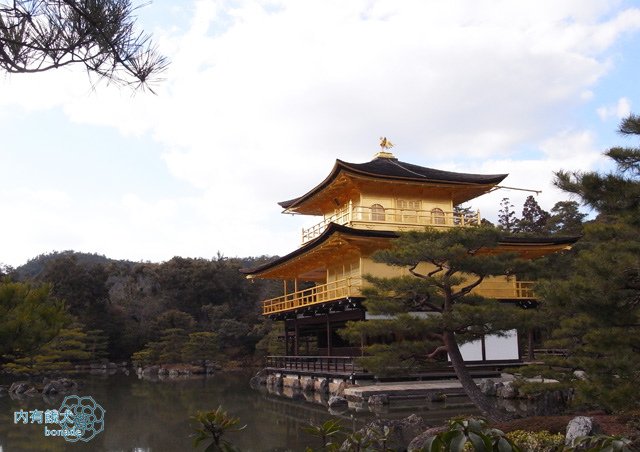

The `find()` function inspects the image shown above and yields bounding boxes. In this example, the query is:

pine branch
[451,275,485,301]
[426,345,448,359]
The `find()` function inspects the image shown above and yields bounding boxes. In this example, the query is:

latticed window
[371,204,385,221]
[396,199,421,210]
[431,208,445,224]
[396,199,421,223]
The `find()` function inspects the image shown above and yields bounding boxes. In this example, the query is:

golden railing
[472,280,536,299]
[262,277,362,315]
[301,204,352,243]
[262,277,535,315]
[301,201,481,243]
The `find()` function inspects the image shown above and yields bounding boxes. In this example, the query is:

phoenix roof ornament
[379,137,394,150]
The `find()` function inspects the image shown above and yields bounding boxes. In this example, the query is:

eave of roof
[279,157,508,210]
[240,223,398,276]
[497,236,581,246]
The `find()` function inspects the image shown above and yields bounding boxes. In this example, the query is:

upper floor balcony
[471,279,536,300]
[301,200,481,244]
[263,276,362,315]
[262,276,535,315]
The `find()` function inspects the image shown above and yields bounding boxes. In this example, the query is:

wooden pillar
[527,328,535,361]
[294,318,299,357]
[326,314,332,357]
[284,328,290,357]
[480,335,487,362]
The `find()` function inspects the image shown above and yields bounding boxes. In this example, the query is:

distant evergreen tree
[0,281,68,364]
[183,332,219,365]
[453,205,478,226]
[516,196,550,234]
[5,326,92,374]
[0,264,14,279]
[132,330,219,366]
[157,328,189,364]
[497,198,518,232]
[132,328,189,366]
[544,201,587,235]
[85,329,110,362]
[255,322,286,356]
[152,309,196,334]
[37,254,109,327]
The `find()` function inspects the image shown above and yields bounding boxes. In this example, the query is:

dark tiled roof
[240,223,398,276]
[279,157,508,209]
[498,236,581,245]
[241,225,580,276]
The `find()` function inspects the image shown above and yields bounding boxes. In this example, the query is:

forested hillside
[0,252,281,373]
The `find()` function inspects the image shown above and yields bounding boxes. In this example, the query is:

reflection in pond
[0,373,480,451]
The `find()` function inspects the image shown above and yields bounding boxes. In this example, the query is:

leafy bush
[570,434,633,452]
[418,417,521,452]
[506,430,564,452]
[303,418,394,452]
[302,419,345,451]
[191,406,245,451]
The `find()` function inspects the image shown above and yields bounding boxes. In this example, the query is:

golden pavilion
[243,149,577,361]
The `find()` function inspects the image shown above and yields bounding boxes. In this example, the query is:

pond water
[0,373,480,451]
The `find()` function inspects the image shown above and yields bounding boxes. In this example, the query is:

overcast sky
[1,0,640,267]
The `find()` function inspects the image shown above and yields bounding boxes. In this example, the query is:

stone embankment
[478,376,573,416]
[253,371,351,398]
[2,378,79,399]
[75,361,129,375]
[136,361,220,379]
[253,369,573,419]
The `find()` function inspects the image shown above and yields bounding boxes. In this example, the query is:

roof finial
[375,137,396,159]
[379,137,394,150]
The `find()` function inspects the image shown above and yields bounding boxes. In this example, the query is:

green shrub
[506,430,564,452]
[418,417,521,452]
[570,434,633,452]
[191,406,245,451]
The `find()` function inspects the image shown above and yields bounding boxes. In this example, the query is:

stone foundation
[259,371,355,397]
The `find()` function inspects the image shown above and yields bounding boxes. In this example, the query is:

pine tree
[5,326,92,374]
[0,281,68,364]
[544,201,587,235]
[342,226,528,421]
[497,198,518,232]
[537,114,640,412]
[0,0,168,88]
[516,196,550,234]
[85,329,109,362]
[453,205,479,226]
[183,332,219,365]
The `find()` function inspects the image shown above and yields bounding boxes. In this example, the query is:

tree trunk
[443,330,514,422]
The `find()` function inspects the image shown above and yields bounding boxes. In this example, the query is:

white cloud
[597,97,632,121]
[453,129,605,222]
